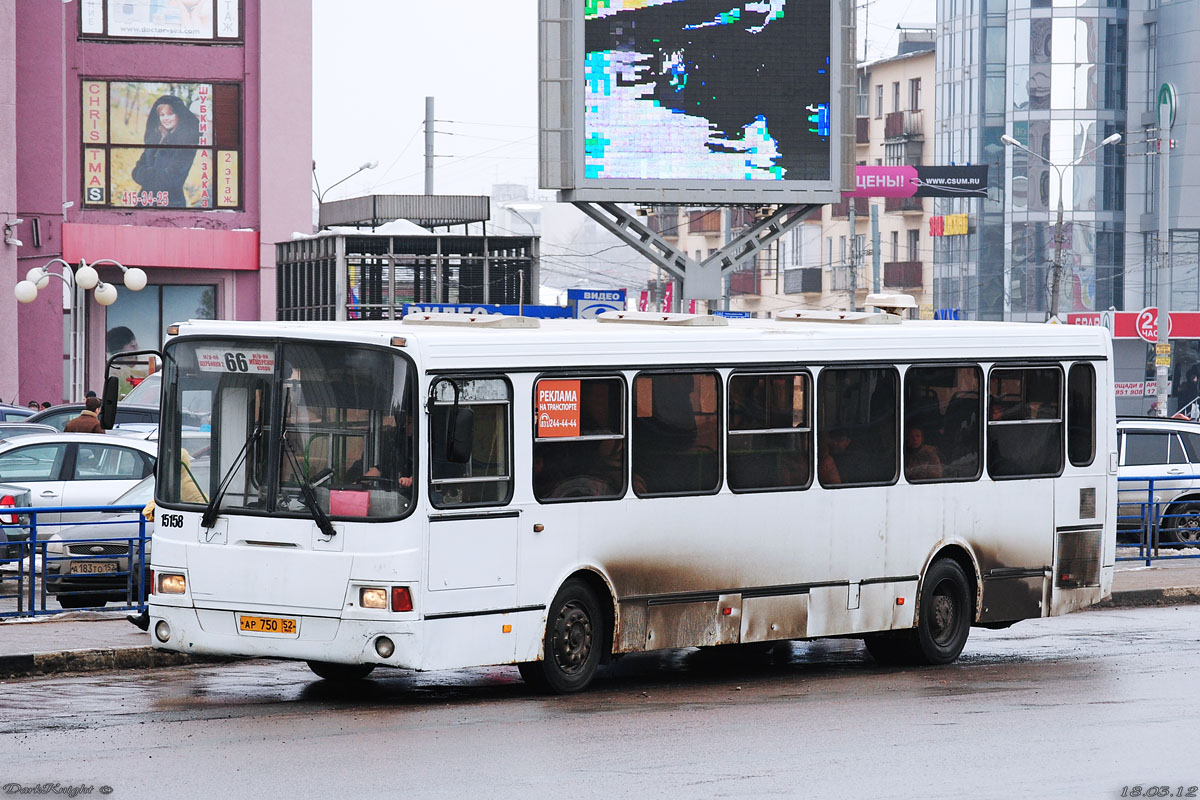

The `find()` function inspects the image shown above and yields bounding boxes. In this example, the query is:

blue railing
[1117,475,1200,566]
[0,504,148,618]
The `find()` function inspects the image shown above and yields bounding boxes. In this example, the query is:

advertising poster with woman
[108,82,211,208]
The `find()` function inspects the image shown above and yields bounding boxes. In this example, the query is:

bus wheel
[1163,502,1200,544]
[306,661,376,682]
[914,559,972,665]
[520,579,603,694]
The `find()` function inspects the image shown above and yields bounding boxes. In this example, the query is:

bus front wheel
[913,558,972,665]
[306,661,376,682]
[519,579,603,694]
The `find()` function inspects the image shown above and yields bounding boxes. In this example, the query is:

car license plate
[238,615,298,635]
[71,561,117,574]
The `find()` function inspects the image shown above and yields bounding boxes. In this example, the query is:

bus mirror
[100,376,119,430]
[446,408,474,464]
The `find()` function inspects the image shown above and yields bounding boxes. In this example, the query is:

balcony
[884,196,925,213]
[856,116,870,144]
[688,210,722,234]
[784,267,822,294]
[729,268,761,296]
[884,109,924,141]
[883,261,923,288]
[830,197,869,218]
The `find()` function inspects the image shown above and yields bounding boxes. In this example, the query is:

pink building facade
[0,0,312,405]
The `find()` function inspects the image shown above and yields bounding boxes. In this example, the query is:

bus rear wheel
[913,558,972,665]
[519,579,603,694]
[306,661,376,682]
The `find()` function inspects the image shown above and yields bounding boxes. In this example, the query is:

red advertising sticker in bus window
[537,379,581,438]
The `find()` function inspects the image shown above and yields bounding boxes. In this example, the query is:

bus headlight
[359,587,388,609]
[158,573,186,594]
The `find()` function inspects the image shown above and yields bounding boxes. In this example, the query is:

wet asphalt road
[1,605,1198,800]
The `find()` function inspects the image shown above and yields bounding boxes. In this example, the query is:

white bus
[139,310,1115,691]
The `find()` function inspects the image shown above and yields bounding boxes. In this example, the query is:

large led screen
[539,0,844,203]
[82,80,241,209]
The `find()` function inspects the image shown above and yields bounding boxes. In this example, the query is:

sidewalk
[3,559,1200,680]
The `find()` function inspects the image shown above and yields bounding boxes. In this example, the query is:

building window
[909,78,922,111]
[81,80,242,209]
[908,229,920,261]
[105,284,217,389]
[891,231,900,261]
[875,84,883,118]
[78,0,243,41]
[892,82,901,112]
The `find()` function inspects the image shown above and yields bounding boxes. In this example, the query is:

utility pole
[424,96,435,195]
[848,205,857,310]
[1156,82,1177,417]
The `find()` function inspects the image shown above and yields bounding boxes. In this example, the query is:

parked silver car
[1117,417,1200,543]
[0,433,157,527]
[44,475,155,609]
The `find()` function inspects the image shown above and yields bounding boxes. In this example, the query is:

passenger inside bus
[904,424,943,480]
[818,426,852,485]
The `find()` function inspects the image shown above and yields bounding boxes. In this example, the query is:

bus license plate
[71,562,117,574]
[238,615,298,635]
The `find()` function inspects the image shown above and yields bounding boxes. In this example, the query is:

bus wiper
[201,423,262,529]
[281,432,337,538]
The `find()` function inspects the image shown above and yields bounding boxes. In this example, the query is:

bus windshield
[158,338,416,520]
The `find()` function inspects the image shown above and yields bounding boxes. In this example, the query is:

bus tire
[520,579,603,694]
[913,558,972,665]
[306,661,376,682]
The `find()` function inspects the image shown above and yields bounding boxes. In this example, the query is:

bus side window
[1067,363,1096,467]
[632,371,720,496]
[987,367,1064,479]
[429,377,513,508]
[532,376,626,502]
[816,367,899,488]
[904,365,982,482]
[727,371,811,492]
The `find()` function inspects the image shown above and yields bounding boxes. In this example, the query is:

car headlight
[44,537,64,555]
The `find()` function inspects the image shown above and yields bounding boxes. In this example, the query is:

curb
[1096,586,1200,609]
[0,648,229,680]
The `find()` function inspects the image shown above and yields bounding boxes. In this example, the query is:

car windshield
[158,339,415,520]
[115,475,156,506]
[122,372,160,405]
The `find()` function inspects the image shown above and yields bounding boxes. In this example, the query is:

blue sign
[402,303,572,319]
[712,310,752,319]
[567,288,627,319]
[933,308,963,321]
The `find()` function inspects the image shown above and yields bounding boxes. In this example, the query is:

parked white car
[0,433,157,528]
[1117,417,1200,544]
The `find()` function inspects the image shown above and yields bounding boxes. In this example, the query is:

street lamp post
[13,258,147,401]
[312,159,378,229]
[1001,132,1122,321]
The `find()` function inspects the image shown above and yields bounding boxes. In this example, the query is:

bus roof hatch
[401,312,541,329]
[774,309,901,325]
[596,311,728,327]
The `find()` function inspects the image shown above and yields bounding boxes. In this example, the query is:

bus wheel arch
[912,551,975,665]
[518,569,615,694]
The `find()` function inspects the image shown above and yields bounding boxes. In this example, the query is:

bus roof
[168,316,1112,371]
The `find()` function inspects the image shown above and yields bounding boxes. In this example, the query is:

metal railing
[0,504,148,618]
[1116,475,1200,566]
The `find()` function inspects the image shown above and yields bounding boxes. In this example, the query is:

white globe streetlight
[13,280,39,303]
[74,263,99,290]
[93,281,118,306]
[123,267,148,291]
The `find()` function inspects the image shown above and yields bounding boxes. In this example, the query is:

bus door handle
[1167,468,1185,475]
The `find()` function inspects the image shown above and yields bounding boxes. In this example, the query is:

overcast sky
[311,1,936,206]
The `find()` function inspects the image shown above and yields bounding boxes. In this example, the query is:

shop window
[106,285,216,397]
